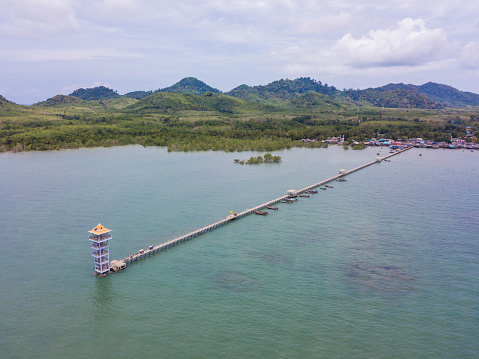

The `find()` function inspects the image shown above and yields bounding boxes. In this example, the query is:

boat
[320,186,326,190]
[254,209,268,215]
[281,200,292,203]
[306,189,318,194]
[325,184,333,188]
[336,178,347,182]
[267,206,279,210]
[298,194,310,198]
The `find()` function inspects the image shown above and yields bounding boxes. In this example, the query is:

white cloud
[331,18,453,67]
[460,42,479,69]
[0,0,79,36]
[95,0,140,14]
[1,0,479,103]
[0,49,142,62]
[297,11,353,35]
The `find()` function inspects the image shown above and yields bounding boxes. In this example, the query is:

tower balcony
[91,242,108,250]
[92,249,109,258]
[95,264,110,274]
[89,234,112,243]
[94,257,109,265]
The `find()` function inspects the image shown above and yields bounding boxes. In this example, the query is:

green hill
[29,95,136,113]
[156,77,221,95]
[5,77,479,112]
[33,95,83,107]
[374,82,479,107]
[123,90,153,100]
[418,82,479,107]
[227,77,338,103]
[344,88,442,109]
[70,86,120,100]
[224,77,479,109]
[123,92,270,114]
[290,92,344,109]
[0,95,15,107]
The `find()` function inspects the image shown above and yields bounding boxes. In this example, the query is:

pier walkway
[113,147,410,270]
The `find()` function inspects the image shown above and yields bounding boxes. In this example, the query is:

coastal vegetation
[1,77,478,153]
[234,153,282,165]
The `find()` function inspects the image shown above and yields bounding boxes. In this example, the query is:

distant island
[0,77,478,153]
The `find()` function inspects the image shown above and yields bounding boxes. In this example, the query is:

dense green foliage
[34,95,83,106]
[291,92,344,109]
[418,82,479,107]
[344,88,442,109]
[224,77,472,109]
[24,77,479,109]
[1,95,477,154]
[376,82,479,107]
[226,77,337,104]
[234,153,281,165]
[123,90,153,100]
[70,86,120,100]
[0,95,14,106]
[1,77,479,154]
[157,77,220,95]
[123,92,273,114]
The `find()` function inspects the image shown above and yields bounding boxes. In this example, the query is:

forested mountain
[21,77,479,109]
[123,90,153,100]
[417,82,479,107]
[374,82,479,107]
[226,77,337,103]
[123,92,270,114]
[156,77,220,95]
[290,92,344,109]
[69,86,120,100]
[3,77,478,154]
[344,88,443,109]
[0,95,15,106]
[34,95,83,106]
[225,77,447,109]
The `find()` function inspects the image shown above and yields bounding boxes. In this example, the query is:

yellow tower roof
[88,223,111,235]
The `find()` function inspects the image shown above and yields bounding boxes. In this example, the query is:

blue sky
[1,0,478,104]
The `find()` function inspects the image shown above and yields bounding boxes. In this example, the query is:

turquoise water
[1,146,478,358]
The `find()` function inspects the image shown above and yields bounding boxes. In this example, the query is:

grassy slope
[123,92,275,114]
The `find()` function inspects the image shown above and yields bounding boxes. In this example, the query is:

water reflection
[342,261,416,294]
[88,275,117,321]
[248,250,294,267]
[213,271,257,292]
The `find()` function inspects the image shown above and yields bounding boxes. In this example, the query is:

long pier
[110,147,411,271]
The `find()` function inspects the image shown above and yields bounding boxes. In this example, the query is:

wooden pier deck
[113,147,410,270]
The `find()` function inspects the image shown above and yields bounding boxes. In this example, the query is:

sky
[1,0,479,104]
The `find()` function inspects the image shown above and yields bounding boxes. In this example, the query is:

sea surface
[1,145,478,358]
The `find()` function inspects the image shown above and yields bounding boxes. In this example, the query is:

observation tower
[89,223,111,275]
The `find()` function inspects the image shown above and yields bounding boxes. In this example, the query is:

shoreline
[1,142,478,155]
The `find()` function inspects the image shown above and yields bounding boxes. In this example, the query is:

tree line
[1,112,477,153]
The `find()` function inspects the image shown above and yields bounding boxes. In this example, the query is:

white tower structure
[89,223,111,275]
